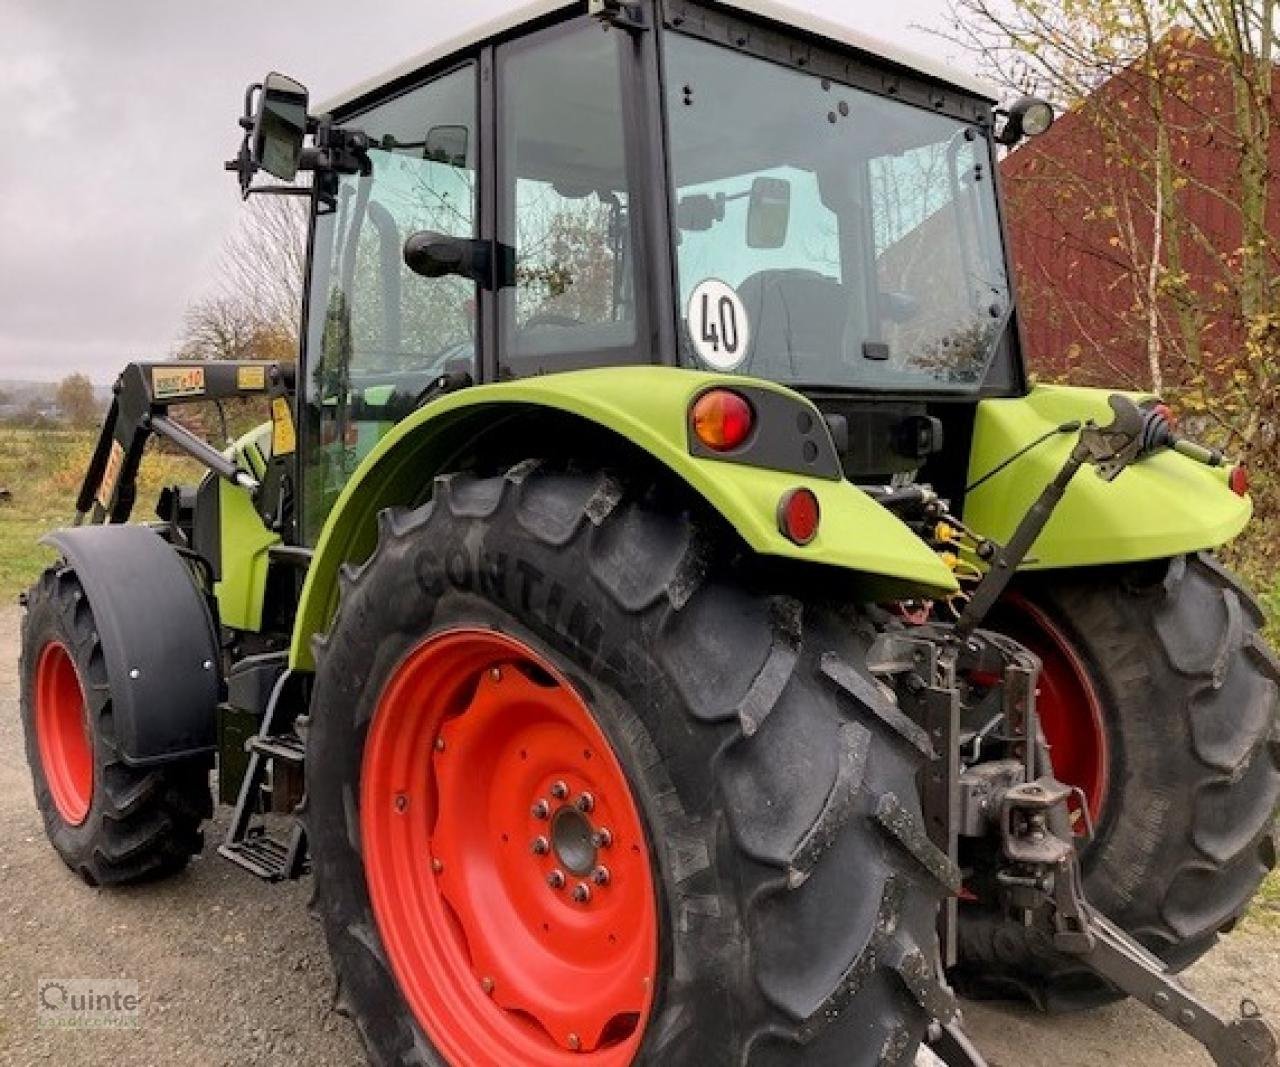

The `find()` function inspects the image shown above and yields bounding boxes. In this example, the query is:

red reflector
[692,389,753,452]
[1229,464,1249,496]
[778,488,820,546]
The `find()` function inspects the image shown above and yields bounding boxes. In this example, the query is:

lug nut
[481,976,495,995]
[592,828,613,848]
[489,667,502,682]
[550,780,569,800]
[592,866,611,886]
[431,857,444,874]
[575,792,595,813]
[547,869,566,890]
[567,1033,581,1051]
[572,882,592,904]
[531,800,550,820]
[434,737,446,752]
[394,794,408,812]
[531,836,550,856]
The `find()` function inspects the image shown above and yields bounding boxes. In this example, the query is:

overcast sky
[0,0,970,383]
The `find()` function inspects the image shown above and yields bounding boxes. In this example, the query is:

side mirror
[747,177,791,249]
[404,230,491,285]
[423,125,469,167]
[252,73,309,181]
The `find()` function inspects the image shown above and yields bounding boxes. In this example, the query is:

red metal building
[1000,33,1276,389]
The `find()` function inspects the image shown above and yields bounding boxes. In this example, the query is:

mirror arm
[245,186,313,199]
[225,82,265,198]
[311,122,372,177]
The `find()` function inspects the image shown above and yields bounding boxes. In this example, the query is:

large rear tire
[306,462,957,1066]
[954,554,1280,1011]
[20,566,213,886]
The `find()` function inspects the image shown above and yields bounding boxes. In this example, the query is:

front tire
[306,462,956,1066]
[20,566,213,886]
[954,553,1280,1010]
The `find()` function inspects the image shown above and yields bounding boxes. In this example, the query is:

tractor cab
[231,0,1052,540]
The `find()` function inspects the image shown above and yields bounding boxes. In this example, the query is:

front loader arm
[77,361,296,526]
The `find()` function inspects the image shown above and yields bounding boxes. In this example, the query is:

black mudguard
[42,525,220,766]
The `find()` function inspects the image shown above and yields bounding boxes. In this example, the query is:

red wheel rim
[1000,597,1110,824]
[361,629,658,1065]
[35,642,93,825]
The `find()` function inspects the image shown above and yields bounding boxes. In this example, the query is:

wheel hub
[360,629,657,1065]
[551,804,598,876]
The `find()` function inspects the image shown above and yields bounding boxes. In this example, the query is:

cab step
[218,824,308,882]
[219,662,310,883]
[248,732,305,765]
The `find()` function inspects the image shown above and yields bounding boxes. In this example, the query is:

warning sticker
[237,365,267,391]
[96,441,125,510]
[687,279,750,372]
[271,397,297,456]
[152,366,205,399]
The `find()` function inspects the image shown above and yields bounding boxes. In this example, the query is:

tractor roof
[318,0,999,115]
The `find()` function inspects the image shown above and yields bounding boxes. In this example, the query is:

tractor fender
[42,525,220,766]
[290,366,960,670]
[965,385,1252,570]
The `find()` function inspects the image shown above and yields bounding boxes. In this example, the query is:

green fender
[289,367,958,669]
[965,385,1251,570]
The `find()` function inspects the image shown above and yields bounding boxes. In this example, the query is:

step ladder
[218,667,310,881]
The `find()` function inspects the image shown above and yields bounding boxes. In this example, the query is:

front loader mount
[75,360,295,529]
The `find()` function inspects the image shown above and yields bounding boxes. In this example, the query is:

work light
[998,96,1056,145]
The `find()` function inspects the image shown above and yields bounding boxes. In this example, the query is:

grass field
[0,423,1276,924]
[0,427,199,600]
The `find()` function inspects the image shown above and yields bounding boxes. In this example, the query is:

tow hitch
[885,395,1280,1067]
[987,776,1274,1066]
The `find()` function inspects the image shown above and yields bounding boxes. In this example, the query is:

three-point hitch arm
[916,395,1277,1067]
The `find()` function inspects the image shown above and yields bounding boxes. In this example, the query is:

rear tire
[20,566,213,886]
[306,461,957,1066]
[954,554,1280,1011]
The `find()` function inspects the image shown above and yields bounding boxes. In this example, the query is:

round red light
[1229,464,1250,497]
[692,389,754,452]
[778,488,821,546]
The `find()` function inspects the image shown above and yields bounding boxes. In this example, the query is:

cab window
[498,20,637,374]
[301,64,477,541]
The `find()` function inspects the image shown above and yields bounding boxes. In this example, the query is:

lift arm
[75,361,295,526]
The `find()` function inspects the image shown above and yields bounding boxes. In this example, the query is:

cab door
[298,62,481,543]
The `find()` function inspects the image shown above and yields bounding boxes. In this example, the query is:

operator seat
[736,269,845,380]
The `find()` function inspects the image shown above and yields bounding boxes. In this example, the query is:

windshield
[665,33,1011,392]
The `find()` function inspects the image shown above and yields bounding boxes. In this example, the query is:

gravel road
[0,603,1275,1066]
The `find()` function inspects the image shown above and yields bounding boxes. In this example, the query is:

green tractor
[18,2,1280,1064]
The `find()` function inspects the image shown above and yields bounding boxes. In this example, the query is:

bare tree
[176,294,262,362]
[217,193,309,344]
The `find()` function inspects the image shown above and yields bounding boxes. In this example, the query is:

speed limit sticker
[688,279,750,371]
